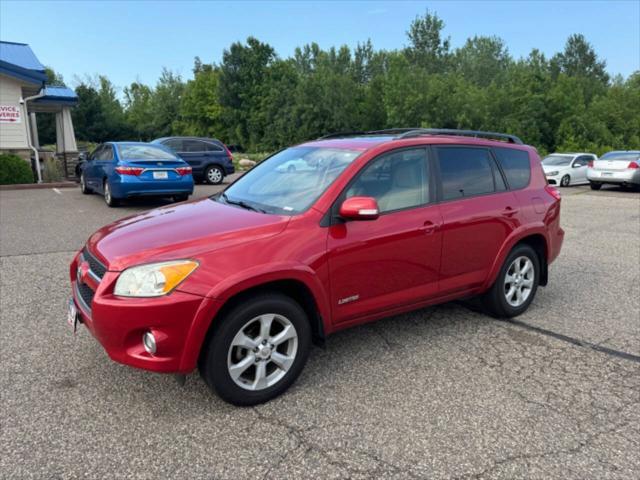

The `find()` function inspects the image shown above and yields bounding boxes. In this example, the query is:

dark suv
[152,137,235,184]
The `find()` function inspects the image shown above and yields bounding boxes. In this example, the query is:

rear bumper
[110,175,194,198]
[587,169,640,185]
[224,164,235,175]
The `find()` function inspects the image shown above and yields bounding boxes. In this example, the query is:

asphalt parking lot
[1,181,639,479]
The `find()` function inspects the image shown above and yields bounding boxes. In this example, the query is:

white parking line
[52,188,62,195]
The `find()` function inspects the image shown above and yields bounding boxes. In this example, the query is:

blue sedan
[79,142,194,207]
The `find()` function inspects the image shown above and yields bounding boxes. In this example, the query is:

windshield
[600,152,640,161]
[118,144,178,161]
[219,146,361,214]
[542,155,572,166]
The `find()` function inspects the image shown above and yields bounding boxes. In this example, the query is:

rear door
[327,147,443,324]
[178,139,211,177]
[435,146,520,294]
[93,144,114,192]
[84,145,102,188]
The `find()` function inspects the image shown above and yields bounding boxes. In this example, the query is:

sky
[1,0,638,92]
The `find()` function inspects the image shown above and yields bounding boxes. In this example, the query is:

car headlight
[114,260,199,297]
[546,171,559,176]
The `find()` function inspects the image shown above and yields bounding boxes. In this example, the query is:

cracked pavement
[1,183,639,479]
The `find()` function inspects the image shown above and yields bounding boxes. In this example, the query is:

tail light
[223,144,233,159]
[176,166,192,176]
[628,161,639,169]
[545,185,561,201]
[115,166,144,176]
[588,160,594,168]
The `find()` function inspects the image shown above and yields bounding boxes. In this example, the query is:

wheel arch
[483,228,550,291]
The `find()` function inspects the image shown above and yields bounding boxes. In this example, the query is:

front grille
[82,247,107,279]
[76,281,95,310]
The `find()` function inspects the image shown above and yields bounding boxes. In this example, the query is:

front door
[327,147,443,324]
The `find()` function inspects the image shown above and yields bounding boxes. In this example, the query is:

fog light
[142,331,157,355]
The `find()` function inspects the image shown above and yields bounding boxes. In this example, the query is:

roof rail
[396,128,524,145]
[317,131,368,140]
[317,128,422,140]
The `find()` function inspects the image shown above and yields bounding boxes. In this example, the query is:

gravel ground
[1,182,638,479]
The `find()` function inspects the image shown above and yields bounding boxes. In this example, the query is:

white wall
[0,74,29,150]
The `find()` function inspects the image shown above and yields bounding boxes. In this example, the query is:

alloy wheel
[504,256,535,307]
[227,313,298,391]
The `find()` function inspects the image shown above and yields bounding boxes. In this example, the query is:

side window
[183,140,207,152]
[89,145,102,160]
[204,142,223,152]
[346,148,429,213]
[574,155,591,167]
[164,139,183,151]
[436,147,500,200]
[102,145,114,161]
[492,147,531,190]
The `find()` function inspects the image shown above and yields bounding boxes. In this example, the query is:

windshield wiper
[221,193,266,213]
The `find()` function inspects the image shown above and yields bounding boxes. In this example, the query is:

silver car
[587,151,640,190]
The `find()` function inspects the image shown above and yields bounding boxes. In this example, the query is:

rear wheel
[173,194,189,202]
[560,175,571,187]
[482,244,540,318]
[590,182,602,190]
[80,173,91,194]
[199,294,311,406]
[205,165,224,185]
[103,180,119,207]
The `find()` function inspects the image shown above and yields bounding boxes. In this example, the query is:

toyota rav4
[69,129,564,405]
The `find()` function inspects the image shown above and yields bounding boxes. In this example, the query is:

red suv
[69,129,564,405]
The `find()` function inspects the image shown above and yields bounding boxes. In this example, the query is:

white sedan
[542,153,597,187]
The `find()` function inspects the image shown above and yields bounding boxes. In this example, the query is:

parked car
[79,142,194,207]
[69,128,564,405]
[541,152,596,186]
[152,137,235,185]
[587,151,640,190]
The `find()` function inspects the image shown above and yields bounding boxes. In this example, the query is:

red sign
[0,105,21,123]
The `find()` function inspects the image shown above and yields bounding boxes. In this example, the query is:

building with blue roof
[0,41,79,181]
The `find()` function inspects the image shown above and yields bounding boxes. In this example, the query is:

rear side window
[204,142,223,152]
[163,139,183,151]
[436,147,501,200]
[493,147,531,190]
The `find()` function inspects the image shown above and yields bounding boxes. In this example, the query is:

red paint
[71,135,564,374]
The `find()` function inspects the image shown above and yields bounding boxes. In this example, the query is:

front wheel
[482,244,540,318]
[560,175,570,187]
[103,180,120,207]
[199,294,311,406]
[80,173,91,194]
[205,165,224,185]
[590,182,602,190]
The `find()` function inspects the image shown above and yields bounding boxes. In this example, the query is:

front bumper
[587,169,640,185]
[70,251,210,373]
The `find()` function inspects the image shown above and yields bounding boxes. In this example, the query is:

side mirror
[339,196,380,221]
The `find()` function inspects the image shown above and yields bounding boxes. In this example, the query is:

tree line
[40,11,639,156]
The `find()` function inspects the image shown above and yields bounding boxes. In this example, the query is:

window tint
[436,147,498,200]
[164,139,183,151]
[183,140,208,152]
[493,147,531,189]
[347,148,429,213]
[204,142,223,152]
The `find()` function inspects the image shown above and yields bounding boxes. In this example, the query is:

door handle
[420,220,438,235]
[502,207,519,217]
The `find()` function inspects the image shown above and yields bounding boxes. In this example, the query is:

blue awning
[0,41,47,85]
[33,86,79,105]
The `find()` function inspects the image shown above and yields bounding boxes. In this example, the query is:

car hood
[87,198,290,271]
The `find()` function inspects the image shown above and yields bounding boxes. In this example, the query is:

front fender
[177,262,331,372]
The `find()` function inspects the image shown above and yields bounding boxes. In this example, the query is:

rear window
[436,147,501,200]
[493,147,531,189]
[118,145,178,161]
[600,152,640,161]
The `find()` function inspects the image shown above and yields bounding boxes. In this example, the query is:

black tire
[204,165,224,185]
[80,173,91,194]
[482,244,540,318]
[199,293,311,406]
[590,182,602,190]
[103,180,119,207]
[560,175,570,187]
[173,194,189,202]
